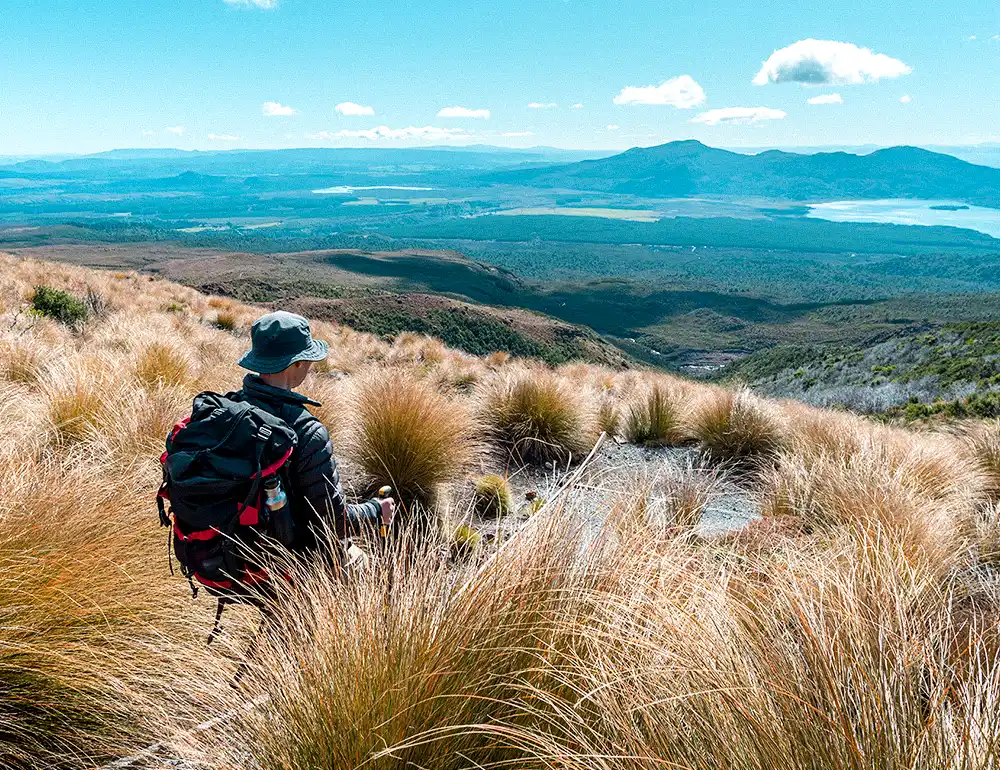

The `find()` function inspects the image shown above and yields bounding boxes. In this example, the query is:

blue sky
[2,0,998,154]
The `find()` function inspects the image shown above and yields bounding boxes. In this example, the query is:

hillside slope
[6,252,1000,768]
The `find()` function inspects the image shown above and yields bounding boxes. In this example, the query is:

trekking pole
[377,485,393,539]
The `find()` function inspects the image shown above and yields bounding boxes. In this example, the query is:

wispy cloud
[606,124,620,130]
[309,125,470,142]
[262,101,296,116]
[335,102,375,116]
[807,93,843,105]
[753,39,911,86]
[165,126,185,135]
[570,103,583,109]
[613,75,706,108]
[141,130,155,137]
[223,0,278,8]
[691,107,786,126]
[527,102,559,109]
[900,94,912,104]
[208,133,240,141]
[437,106,491,119]
[502,131,534,137]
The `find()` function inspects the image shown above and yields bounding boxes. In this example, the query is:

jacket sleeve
[292,419,382,537]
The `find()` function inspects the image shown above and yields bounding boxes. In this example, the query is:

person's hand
[379,497,396,527]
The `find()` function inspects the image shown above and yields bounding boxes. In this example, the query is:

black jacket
[231,374,381,548]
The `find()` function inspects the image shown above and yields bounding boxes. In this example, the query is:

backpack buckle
[257,425,272,442]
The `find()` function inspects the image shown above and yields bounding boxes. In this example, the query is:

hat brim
[238,339,329,375]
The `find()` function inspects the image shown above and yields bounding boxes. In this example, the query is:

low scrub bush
[30,285,89,327]
[481,369,595,466]
[473,473,513,518]
[348,369,475,513]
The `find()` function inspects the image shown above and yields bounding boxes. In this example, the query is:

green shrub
[30,286,89,327]
[473,474,513,518]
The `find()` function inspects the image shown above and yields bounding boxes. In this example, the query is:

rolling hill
[490,140,1000,205]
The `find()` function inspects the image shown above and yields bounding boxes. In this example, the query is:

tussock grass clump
[689,387,787,466]
[348,369,475,511]
[967,420,1000,498]
[481,369,595,466]
[0,455,197,769]
[135,341,192,390]
[596,394,621,437]
[473,473,513,518]
[760,450,970,569]
[0,339,47,385]
[625,383,685,446]
[213,310,239,332]
[658,459,722,527]
[44,363,114,445]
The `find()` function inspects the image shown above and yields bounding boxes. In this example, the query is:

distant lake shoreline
[806,199,1000,238]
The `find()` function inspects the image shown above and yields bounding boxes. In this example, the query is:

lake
[807,199,1000,238]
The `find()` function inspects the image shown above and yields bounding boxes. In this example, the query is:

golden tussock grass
[688,386,788,466]
[134,341,193,390]
[480,367,597,466]
[4,251,1000,767]
[623,380,687,446]
[346,369,477,513]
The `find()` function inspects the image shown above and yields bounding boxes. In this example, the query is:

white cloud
[223,0,278,8]
[141,130,155,137]
[613,75,706,108]
[969,35,978,41]
[900,94,912,104]
[208,133,240,141]
[502,131,534,137]
[262,101,296,116]
[570,103,583,109]
[753,39,911,86]
[165,125,185,135]
[527,102,558,109]
[335,101,375,116]
[807,93,843,105]
[437,106,491,119]
[309,125,470,142]
[992,34,1000,41]
[606,124,620,130]
[691,107,787,126]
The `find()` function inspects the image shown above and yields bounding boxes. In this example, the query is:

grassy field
[6,251,1000,767]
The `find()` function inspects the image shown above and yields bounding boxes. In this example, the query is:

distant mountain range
[488,140,1000,206]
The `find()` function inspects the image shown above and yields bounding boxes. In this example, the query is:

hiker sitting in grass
[233,311,395,550]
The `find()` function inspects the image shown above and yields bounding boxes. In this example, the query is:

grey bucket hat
[238,311,329,374]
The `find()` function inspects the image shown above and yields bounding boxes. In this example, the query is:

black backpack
[156,392,298,604]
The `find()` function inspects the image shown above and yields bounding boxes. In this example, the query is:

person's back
[231,311,394,551]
